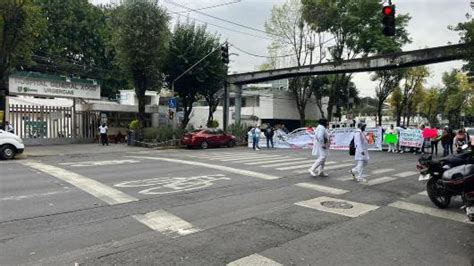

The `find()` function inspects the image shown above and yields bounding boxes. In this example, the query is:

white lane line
[342,159,353,163]
[418,191,428,196]
[295,182,349,195]
[393,171,418,178]
[227,254,282,266]
[21,161,138,205]
[295,196,379,217]
[262,159,314,168]
[334,174,369,181]
[389,201,471,224]
[364,176,397,186]
[245,157,300,165]
[371,168,395,175]
[133,210,200,237]
[59,159,139,167]
[0,189,72,201]
[192,153,271,159]
[128,156,280,180]
[277,161,336,171]
[220,155,282,162]
[293,163,353,174]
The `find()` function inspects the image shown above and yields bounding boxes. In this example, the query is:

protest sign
[399,128,424,148]
[422,128,438,139]
[329,127,382,151]
[384,133,398,144]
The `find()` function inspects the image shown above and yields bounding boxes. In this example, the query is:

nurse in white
[309,119,329,177]
[350,122,369,182]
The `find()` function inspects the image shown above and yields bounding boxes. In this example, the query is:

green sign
[384,133,398,144]
[25,121,48,138]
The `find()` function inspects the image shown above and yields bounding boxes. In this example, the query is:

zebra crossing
[185,151,418,186]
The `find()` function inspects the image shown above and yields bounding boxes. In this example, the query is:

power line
[171,0,242,14]
[165,0,275,37]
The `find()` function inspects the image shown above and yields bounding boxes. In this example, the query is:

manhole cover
[321,201,353,209]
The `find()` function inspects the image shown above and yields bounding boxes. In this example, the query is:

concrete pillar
[232,83,242,125]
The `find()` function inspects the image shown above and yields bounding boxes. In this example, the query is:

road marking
[277,161,336,171]
[58,159,140,167]
[393,171,418,178]
[245,157,300,165]
[418,191,428,196]
[261,159,314,168]
[295,196,379,217]
[21,161,138,205]
[293,163,353,174]
[364,176,397,186]
[194,153,272,160]
[334,174,369,181]
[133,210,200,237]
[227,254,282,266]
[295,182,349,195]
[219,155,282,162]
[128,156,280,180]
[389,201,472,224]
[371,168,395,175]
[0,189,71,201]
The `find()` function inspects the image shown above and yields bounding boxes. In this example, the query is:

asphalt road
[1,146,473,265]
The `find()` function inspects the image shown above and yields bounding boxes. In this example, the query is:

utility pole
[220,42,230,131]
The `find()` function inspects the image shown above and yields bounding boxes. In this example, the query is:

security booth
[7,71,101,145]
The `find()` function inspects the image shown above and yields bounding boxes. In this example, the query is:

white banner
[399,128,424,148]
[329,127,383,151]
[9,74,101,99]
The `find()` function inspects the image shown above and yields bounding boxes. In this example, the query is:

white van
[0,130,25,159]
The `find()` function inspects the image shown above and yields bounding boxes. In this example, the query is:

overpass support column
[232,83,242,125]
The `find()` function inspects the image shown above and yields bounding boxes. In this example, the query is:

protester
[308,119,329,177]
[350,122,369,183]
[454,129,468,153]
[431,127,441,157]
[248,126,261,151]
[264,125,275,148]
[99,123,109,146]
[419,124,429,154]
[4,121,14,134]
[386,124,396,153]
[441,127,450,156]
[448,127,455,155]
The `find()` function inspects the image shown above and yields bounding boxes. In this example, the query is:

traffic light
[382,5,396,36]
[220,44,229,64]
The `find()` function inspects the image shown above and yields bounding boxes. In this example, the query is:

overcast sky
[91,0,473,97]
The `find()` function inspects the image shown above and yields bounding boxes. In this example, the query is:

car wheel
[0,145,16,160]
[200,141,209,149]
[227,140,236,148]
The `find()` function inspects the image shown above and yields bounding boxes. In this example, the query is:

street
[0,145,473,265]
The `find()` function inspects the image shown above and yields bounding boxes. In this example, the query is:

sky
[91,0,473,97]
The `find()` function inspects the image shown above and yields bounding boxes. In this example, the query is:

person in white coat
[309,119,329,177]
[350,122,369,182]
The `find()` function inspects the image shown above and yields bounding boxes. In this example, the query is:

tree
[165,21,226,129]
[264,0,325,126]
[310,75,330,119]
[111,0,170,130]
[452,14,474,81]
[399,66,429,126]
[419,87,441,127]
[440,70,474,128]
[0,0,45,123]
[372,69,404,126]
[302,0,411,121]
[389,86,403,126]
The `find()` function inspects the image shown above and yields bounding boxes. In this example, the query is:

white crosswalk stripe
[393,171,418,178]
[277,161,336,171]
[389,201,471,224]
[293,163,353,174]
[363,176,397,186]
[295,182,349,195]
[261,159,314,168]
[371,168,395,174]
[227,254,282,266]
[220,155,282,162]
[133,210,200,237]
[244,157,300,165]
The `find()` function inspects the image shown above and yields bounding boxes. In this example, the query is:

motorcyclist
[454,129,468,154]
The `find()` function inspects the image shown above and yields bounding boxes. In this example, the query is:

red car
[181,129,236,149]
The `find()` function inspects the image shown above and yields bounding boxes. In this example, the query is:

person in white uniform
[350,122,369,182]
[309,119,329,177]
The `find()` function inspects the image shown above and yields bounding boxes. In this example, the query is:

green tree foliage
[399,66,430,127]
[0,0,45,90]
[452,14,474,81]
[372,69,404,126]
[165,21,226,129]
[440,70,474,128]
[389,86,403,123]
[301,0,411,121]
[419,87,441,127]
[310,75,331,119]
[111,0,170,130]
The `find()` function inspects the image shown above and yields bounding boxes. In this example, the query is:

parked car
[0,129,24,159]
[181,129,236,149]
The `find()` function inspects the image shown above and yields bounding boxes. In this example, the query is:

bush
[227,123,249,144]
[129,119,139,130]
[305,120,318,127]
[207,120,219,128]
[143,126,185,142]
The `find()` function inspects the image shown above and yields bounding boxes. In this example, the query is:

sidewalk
[21,143,151,158]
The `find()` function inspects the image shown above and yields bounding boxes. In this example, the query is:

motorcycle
[441,164,474,222]
[417,144,473,208]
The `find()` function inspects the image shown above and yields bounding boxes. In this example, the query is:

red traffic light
[383,6,394,16]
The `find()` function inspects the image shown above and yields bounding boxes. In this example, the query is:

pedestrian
[454,129,468,153]
[99,123,109,146]
[448,127,455,155]
[264,125,275,148]
[248,126,261,150]
[386,124,396,153]
[350,122,369,183]
[4,121,14,134]
[431,127,441,157]
[441,127,450,156]
[254,125,261,150]
[308,118,329,177]
[419,124,429,154]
